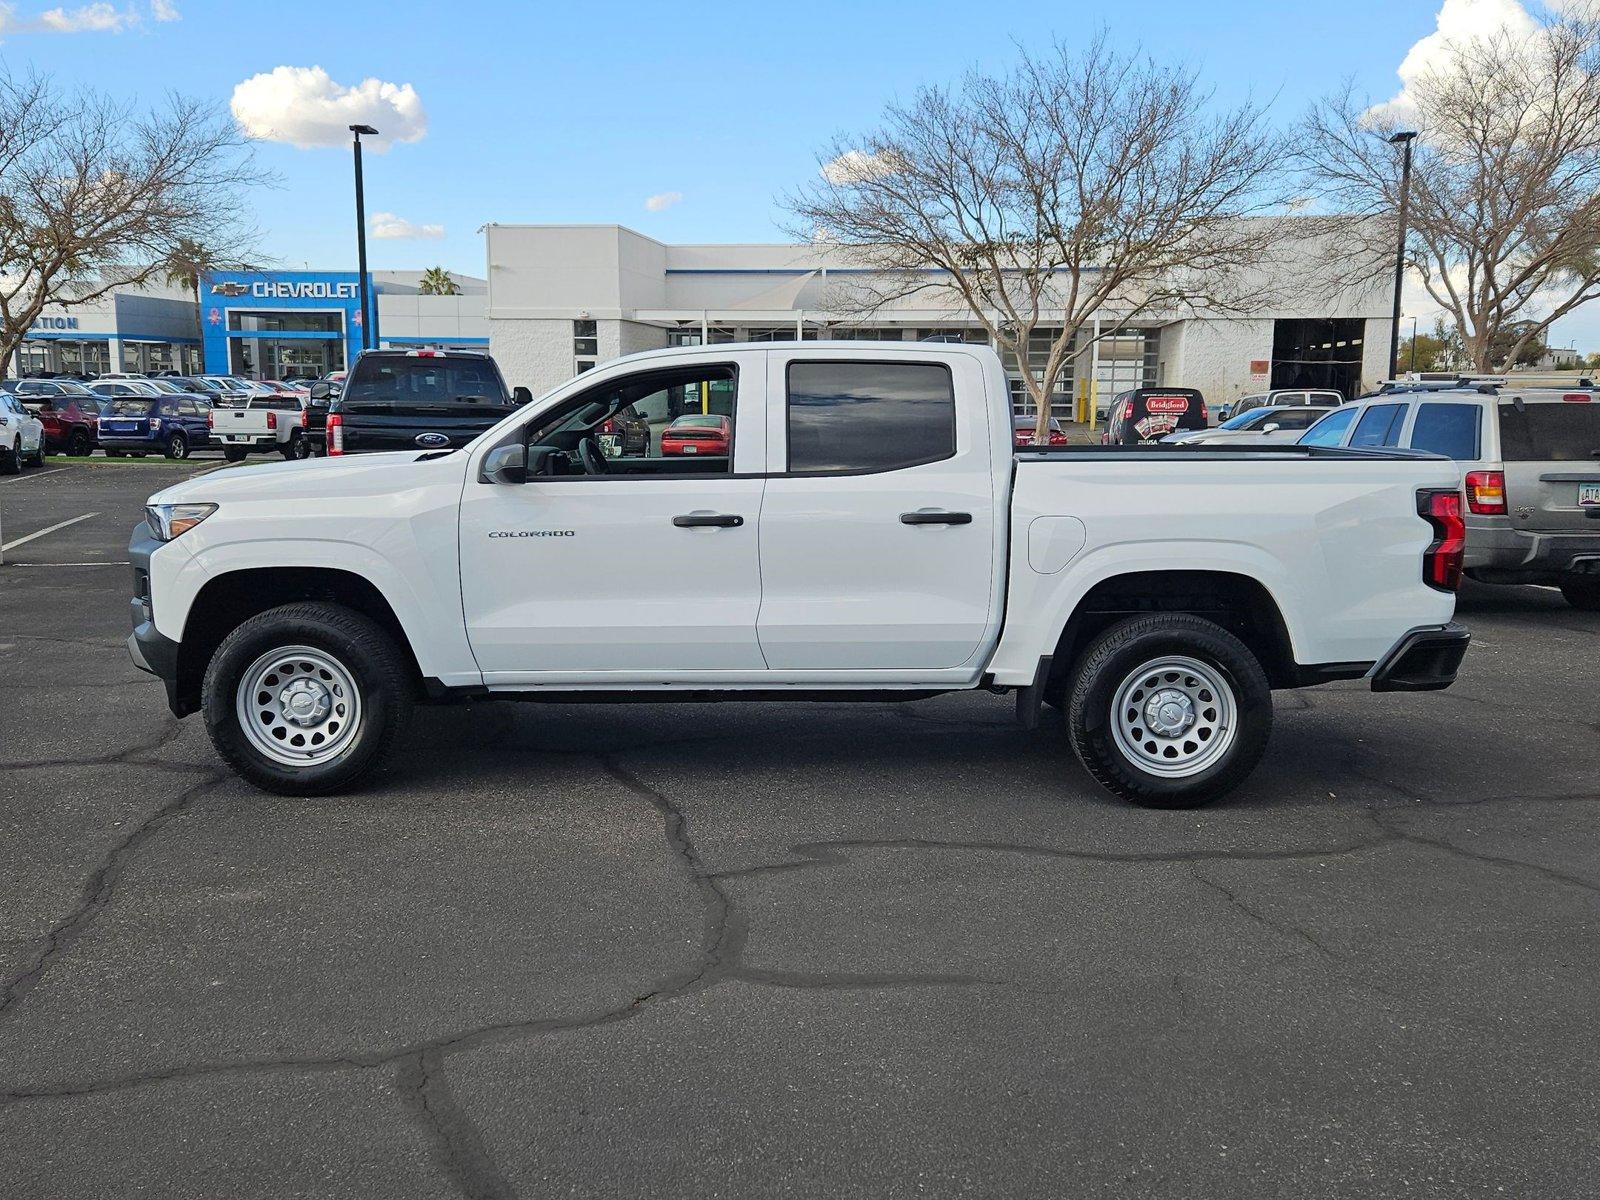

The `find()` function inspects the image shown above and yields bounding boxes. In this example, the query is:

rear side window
[787,362,956,474]
[1298,406,1358,447]
[1409,403,1482,460]
[106,399,156,415]
[1264,409,1324,430]
[345,357,510,407]
[1497,402,1600,461]
[1350,403,1408,448]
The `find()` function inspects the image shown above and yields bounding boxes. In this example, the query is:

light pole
[1409,315,1419,374]
[349,123,378,353]
[1387,130,1418,382]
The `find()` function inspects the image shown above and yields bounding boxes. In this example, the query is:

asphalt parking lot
[1,460,1597,1199]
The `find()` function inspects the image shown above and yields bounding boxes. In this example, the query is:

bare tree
[0,69,265,374]
[785,37,1298,440]
[1300,9,1600,373]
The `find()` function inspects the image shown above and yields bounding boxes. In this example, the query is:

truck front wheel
[1066,614,1272,808]
[202,602,413,795]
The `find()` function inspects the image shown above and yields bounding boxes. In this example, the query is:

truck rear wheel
[1066,614,1271,808]
[1560,578,1600,611]
[202,602,413,795]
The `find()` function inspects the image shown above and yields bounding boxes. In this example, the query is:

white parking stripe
[6,560,129,567]
[0,511,100,552]
[0,467,71,483]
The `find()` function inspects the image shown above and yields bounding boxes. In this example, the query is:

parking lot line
[0,467,71,484]
[0,511,100,552]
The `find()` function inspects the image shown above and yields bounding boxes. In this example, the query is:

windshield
[144,379,184,394]
[672,415,724,428]
[344,357,510,406]
[105,399,158,415]
[1219,410,1268,430]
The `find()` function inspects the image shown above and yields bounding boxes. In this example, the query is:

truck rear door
[755,349,1003,673]
[1497,398,1600,531]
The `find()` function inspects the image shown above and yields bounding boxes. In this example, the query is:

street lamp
[1387,130,1419,382]
[349,123,379,353]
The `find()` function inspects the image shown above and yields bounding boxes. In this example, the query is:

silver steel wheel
[235,645,363,767]
[1108,655,1237,779]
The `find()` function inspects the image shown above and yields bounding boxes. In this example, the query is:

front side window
[525,364,737,478]
[787,362,956,475]
[1350,403,1408,448]
[1409,403,1482,460]
[1299,405,1358,447]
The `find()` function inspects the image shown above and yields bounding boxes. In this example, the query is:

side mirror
[481,442,528,485]
[513,386,532,406]
[309,382,332,401]
[1262,423,1281,433]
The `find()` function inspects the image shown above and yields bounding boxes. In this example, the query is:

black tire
[1560,578,1600,612]
[223,446,248,463]
[0,439,19,476]
[1066,614,1272,808]
[202,602,413,796]
[27,440,45,467]
[66,427,92,457]
[281,438,302,461]
[165,431,189,460]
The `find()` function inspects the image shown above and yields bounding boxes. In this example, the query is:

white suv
[1299,386,1600,609]
[0,393,46,473]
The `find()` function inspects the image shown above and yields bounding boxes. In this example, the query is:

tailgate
[211,407,273,437]
[1497,400,1600,532]
[339,405,511,452]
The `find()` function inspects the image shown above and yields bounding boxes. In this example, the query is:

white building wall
[1162,319,1275,410]
[1361,317,1392,388]
[492,318,573,394]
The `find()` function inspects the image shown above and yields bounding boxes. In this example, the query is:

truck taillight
[1418,489,1465,592]
[206,411,214,429]
[299,406,308,428]
[266,410,278,431]
[1464,469,1506,514]
[327,413,343,455]
[600,418,616,434]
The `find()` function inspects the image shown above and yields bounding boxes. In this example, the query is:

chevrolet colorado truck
[127,343,1471,807]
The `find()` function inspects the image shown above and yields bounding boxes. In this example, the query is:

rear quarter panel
[987,454,1461,683]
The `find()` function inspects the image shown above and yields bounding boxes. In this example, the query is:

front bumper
[126,522,191,716]
[1368,622,1471,693]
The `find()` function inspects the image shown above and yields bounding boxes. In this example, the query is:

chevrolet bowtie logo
[211,282,249,297]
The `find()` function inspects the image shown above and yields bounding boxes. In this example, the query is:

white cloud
[370,212,445,240]
[820,148,902,185]
[150,0,177,19]
[1369,0,1540,124]
[0,2,130,33]
[644,191,683,213]
[230,66,427,151]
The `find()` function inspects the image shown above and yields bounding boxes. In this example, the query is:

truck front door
[458,356,768,683]
[755,351,1002,673]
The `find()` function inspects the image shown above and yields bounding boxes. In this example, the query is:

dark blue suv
[96,394,213,459]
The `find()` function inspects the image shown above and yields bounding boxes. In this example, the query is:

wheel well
[174,568,423,712]
[1044,571,1297,695]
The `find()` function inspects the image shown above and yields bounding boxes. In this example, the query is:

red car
[661,414,732,456]
[0,380,99,456]
[1013,414,1070,447]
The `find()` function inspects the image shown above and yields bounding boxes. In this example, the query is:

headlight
[146,502,216,541]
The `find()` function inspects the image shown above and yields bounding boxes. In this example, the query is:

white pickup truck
[208,395,301,462]
[128,342,1470,807]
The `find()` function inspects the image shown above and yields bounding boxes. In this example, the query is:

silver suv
[1298,386,1600,610]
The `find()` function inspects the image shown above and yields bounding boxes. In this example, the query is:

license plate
[598,434,621,458]
[1579,483,1600,507]
[681,444,698,454]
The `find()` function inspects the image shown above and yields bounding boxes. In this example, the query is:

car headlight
[145,502,217,541]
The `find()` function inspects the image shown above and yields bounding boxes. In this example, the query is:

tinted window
[1298,406,1358,447]
[1408,403,1482,460]
[1350,403,1408,448]
[345,357,510,407]
[1497,402,1600,461]
[106,399,157,415]
[787,362,956,474]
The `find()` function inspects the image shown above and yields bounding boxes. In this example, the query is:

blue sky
[6,0,1593,350]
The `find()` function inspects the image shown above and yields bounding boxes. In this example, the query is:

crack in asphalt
[1188,866,1346,964]
[397,1050,518,1200]
[1,719,191,772]
[0,770,228,1018]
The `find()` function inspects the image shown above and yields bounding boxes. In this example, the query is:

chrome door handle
[900,510,972,525]
[672,513,744,528]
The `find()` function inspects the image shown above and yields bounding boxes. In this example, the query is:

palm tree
[162,239,237,371]
[418,266,461,296]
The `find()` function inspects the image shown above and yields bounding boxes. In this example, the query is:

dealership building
[484,223,1391,417]
[5,270,488,380]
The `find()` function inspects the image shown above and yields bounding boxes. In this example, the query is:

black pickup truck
[319,349,530,456]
